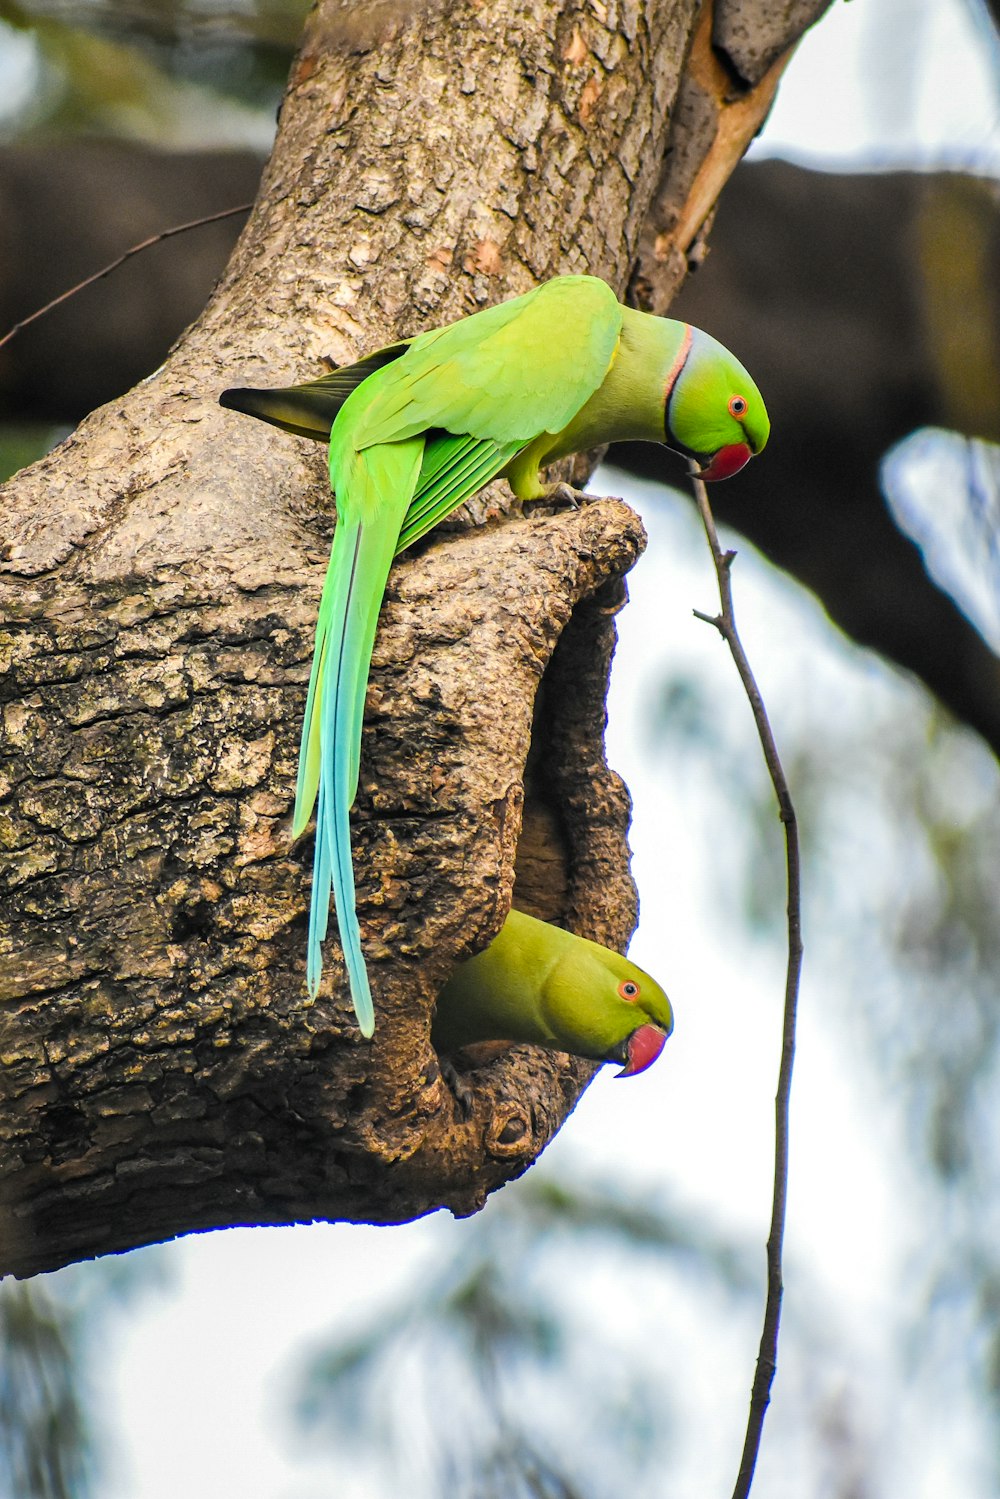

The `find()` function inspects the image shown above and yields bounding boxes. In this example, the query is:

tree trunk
[0,0,828,1278]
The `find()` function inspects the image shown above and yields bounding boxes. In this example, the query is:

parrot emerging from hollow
[432,908,674,1077]
[219,274,769,1037]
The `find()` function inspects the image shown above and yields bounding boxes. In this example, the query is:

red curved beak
[617,1024,668,1078]
[698,442,752,482]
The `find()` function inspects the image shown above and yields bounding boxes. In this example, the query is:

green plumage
[219,274,769,1035]
[433,908,674,1074]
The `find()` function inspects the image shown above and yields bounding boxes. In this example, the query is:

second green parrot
[220,274,769,1035]
[433,908,674,1077]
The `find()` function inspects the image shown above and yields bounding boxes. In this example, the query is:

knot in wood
[486,1105,532,1157]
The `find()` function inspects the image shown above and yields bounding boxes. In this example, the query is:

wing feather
[394,433,523,555]
[352,277,622,451]
[219,343,410,442]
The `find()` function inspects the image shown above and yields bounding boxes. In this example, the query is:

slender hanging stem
[689,474,803,1499]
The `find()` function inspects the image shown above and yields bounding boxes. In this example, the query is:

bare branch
[0,202,253,353]
[689,475,803,1499]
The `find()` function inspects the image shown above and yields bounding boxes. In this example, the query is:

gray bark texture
[0,0,830,1278]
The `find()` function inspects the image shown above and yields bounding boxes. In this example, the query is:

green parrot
[220,274,768,1036]
[433,908,674,1077]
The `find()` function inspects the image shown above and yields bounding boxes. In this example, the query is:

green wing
[394,433,523,555]
[351,276,623,452]
[347,276,624,552]
[222,277,623,541]
[220,276,621,451]
[219,343,410,441]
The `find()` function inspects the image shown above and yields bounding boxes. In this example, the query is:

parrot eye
[618,980,640,1001]
[728,395,748,419]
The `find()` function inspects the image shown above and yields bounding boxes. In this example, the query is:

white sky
[754,0,1000,170]
[23,0,1000,1495]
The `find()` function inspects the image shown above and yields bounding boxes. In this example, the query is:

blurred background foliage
[293,1179,761,1499]
[2,0,1000,1495]
[0,0,302,134]
[0,1254,168,1499]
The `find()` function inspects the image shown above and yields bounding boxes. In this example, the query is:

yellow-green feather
[432,908,674,1061]
[292,281,626,1029]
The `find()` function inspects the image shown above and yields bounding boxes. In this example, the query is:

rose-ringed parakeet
[220,274,769,1036]
[433,907,674,1077]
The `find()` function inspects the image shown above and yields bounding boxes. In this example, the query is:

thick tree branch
[0,499,644,1278]
[0,0,687,1278]
[629,0,832,312]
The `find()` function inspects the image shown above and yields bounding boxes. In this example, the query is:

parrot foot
[524,482,594,517]
[439,1055,476,1119]
[546,481,584,510]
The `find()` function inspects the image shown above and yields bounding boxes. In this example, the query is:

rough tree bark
[0,0,829,1279]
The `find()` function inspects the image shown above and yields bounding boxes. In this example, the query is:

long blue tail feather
[323,520,375,1035]
[302,438,422,1035]
[306,774,332,997]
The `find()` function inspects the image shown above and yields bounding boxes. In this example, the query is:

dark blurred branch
[0,1254,165,1498]
[626,161,1000,759]
[0,1282,90,1499]
[0,141,265,421]
[296,1173,759,1495]
[980,0,1000,43]
[691,476,802,1499]
[0,201,252,354]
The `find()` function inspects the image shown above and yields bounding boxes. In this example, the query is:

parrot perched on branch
[432,908,674,1077]
[220,275,768,1036]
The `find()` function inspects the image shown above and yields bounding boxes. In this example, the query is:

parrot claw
[524,482,594,517]
[439,1055,476,1119]
[546,481,584,510]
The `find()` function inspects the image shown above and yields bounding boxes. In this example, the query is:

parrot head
[665,327,770,483]
[542,944,675,1079]
[604,963,675,1079]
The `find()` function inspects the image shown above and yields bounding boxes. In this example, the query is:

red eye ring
[618,979,640,1001]
[728,395,748,419]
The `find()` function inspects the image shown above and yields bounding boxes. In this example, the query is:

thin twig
[689,473,803,1499]
[0,202,254,353]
